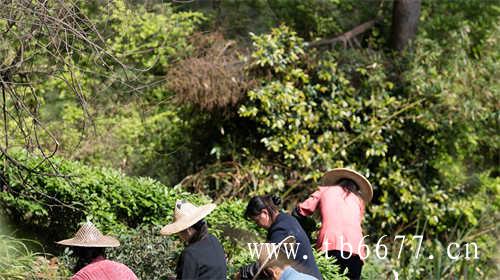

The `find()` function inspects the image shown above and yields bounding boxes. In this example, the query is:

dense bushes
[2,149,181,238]
[1,150,348,279]
[0,149,258,238]
[0,150,229,276]
[230,22,498,238]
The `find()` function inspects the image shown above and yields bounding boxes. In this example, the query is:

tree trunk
[390,0,422,51]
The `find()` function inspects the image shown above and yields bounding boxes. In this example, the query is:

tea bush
[0,150,347,279]
[0,150,256,241]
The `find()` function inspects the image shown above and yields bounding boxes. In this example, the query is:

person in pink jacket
[56,222,138,280]
[294,168,373,280]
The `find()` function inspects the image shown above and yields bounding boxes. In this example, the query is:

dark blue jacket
[176,233,227,279]
[239,212,323,280]
[267,212,322,280]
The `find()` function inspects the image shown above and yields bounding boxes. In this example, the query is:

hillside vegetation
[0,0,498,279]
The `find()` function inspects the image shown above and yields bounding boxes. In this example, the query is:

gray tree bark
[390,0,422,51]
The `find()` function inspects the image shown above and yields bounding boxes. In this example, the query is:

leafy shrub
[0,149,223,240]
[110,225,180,280]
[239,25,408,194]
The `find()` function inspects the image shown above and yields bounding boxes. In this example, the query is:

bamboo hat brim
[319,168,373,203]
[56,222,120,248]
[253,236,297,280]
[160,201,216,235]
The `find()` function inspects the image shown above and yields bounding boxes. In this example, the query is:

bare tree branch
[0,0,147,210]
[307,19,376,49]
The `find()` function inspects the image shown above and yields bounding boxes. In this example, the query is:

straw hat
[319,168,373,203]
[56,222,120,247]
[160,200,216,235]
[253,236,297,280]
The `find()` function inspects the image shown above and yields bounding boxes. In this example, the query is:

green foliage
[0,151,347,279]
[33,0,204,106]
[1,0,206,188]
[240,25,404,187]
[1,0,498,279]
[361,258,390,280]
[188,0,381,40]
[235,20,498,279]
[385,219,499,279]
[263,0,379,39]
[0,235,70,279]
[420,0,499,58]
[0,149,214,240]
[314,251,349,280]
[104,0,205,74]
[249,25,305,72]
[68,109,197,186]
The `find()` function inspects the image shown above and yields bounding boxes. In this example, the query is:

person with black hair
[293,168,373,280]
[161,200,227,280]
[236,195,322,280]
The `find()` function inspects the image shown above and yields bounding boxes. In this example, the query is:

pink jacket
[298,186,366,259]
[71,256,138,280]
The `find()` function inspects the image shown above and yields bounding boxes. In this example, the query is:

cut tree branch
[307,19,376,49]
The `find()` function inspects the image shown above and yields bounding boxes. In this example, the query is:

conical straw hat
[56,222,120,247]
[319,168,373,203]
[160,200,216,235]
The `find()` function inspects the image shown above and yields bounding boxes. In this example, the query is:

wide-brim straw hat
[319,168,373,203]
[253,236,297,280]
[160,200,216,235]
[56,222,120,248]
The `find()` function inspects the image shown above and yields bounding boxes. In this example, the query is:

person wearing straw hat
[252,236,318,280]
[161,200,226,280]
[293,168,373,280]
[56,221,138,280]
